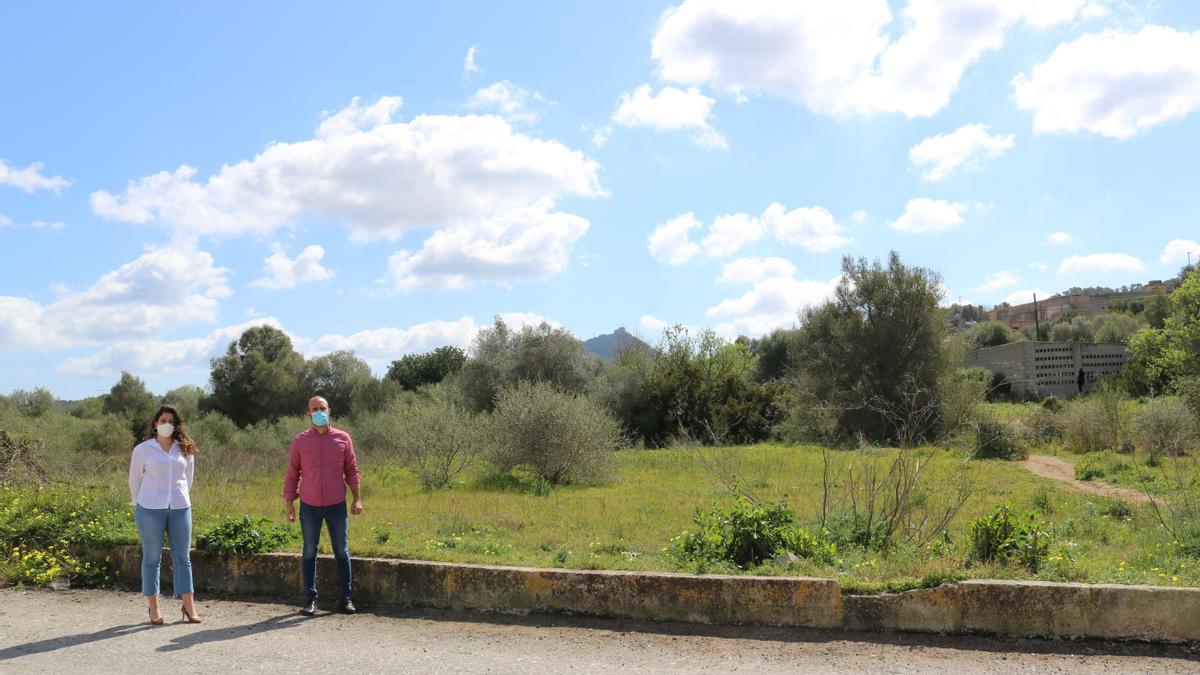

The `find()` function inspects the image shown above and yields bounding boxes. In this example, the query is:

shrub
[489,382,621,485]
[1060,399,1110,453]
[1074,458,1105,481]
[968,503,1052,573]
[75,415,136,456]
[970,416,1026,460]
[937,368,989,441]
[196,516,295,558]
[672,496,835,569]
[1022,407,1061,445]
[0,485,135,587]
[1132,397,1197,457]
[389,396,482,490]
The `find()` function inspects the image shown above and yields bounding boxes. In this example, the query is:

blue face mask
[311,410,330,427]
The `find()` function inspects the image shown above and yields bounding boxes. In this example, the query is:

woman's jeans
[133,504,194,597]
[299,500,352,600]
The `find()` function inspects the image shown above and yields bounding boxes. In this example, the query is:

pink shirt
[283,427,361,507]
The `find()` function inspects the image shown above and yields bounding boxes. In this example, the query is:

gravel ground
[1,588,1198,673]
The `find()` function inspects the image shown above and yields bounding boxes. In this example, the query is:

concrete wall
[963,341,1128,399]
[105,547,1200,643]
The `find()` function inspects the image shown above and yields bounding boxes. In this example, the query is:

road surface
[1,588,1196,673]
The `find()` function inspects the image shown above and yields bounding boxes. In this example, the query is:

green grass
[7,441,1200,591]
[182,443,1200,590]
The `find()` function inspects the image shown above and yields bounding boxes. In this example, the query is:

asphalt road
[1,588,1197,673]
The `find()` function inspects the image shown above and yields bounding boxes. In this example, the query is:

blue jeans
[299,500,352,600]
[134,504,194,597]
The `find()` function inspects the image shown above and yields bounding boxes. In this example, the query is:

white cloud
[0,247,231,352]
[467,80,547,124]
[464,45,482,76]
[652,0,1085,118]
[1013,25,1200,139]
[1045,231,1072,245]
[908,123,1014,182]
[1001,288,1049,306]
[650,203,850,265]
[0,214,66,230]
[765,204,852,251]
[386,202,588,290]
[0,158,71,194]
[92,97,601,240]
[1160,239,1200,266]
[91,97,602,290]
[701,213,762,256]
[1058,252,1145,275]
[57,311,561,378]
[851,210,867,224]
[640,314,669,334]
[56,318,282,378]
[611,84,727,149]
[888,198,969,234]
[975,270,1021,292]
[250,244,335,290]
[717,257,796,284]
[1029,262,1050,272]
[648,212,703,266]
[707,275,839,337]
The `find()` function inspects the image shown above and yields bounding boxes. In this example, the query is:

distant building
[963,341,1129,399]
[988,281,1173,331]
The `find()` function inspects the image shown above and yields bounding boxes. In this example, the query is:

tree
[102,372,158,436]
[161,385,204,422]
[790,252,946,444]
[964,321,1019,349]
[386,346,466,390]
[306,351,373,417]
[7,388,56,418]
[456,319,601,412]
[206,326,307,426]
[1125,268,1200,395]
[746,328,797,382]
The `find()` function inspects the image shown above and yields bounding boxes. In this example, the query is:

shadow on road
[354,602,1200,663]
[156,611,318,652]
[0,623,152,661]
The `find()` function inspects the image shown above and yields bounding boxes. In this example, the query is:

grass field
[173,442,1199,592]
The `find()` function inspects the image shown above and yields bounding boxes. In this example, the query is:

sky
[2,0,1199,400]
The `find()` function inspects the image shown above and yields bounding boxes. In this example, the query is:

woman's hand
[285,501,296,523]
[351,498,363,516]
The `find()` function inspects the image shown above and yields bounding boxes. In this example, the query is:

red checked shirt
[282,426,361,507]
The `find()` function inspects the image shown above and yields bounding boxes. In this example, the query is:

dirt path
[2,588,1198,673]
[1020,455,1151,503]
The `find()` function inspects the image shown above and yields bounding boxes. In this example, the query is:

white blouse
[128,438,195,509]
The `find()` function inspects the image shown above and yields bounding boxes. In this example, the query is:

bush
[75,415,136,456]
[970,416,1027,460]
[389,396,482,490]
[937,368,989,441]
[1132,397,1198,457]
[968,503,1052,573]
[672,496,835,569]
[195,516,295,558]
[1074,458,1105,481]
[489,382,621,485]
[1060,399,1110,454]
[0,485,136,587]
[1022,407,1061,445]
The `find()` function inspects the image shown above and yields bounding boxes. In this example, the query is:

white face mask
[156,423,175,439]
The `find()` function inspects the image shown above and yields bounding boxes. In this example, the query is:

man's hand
[351,498,363,516]
[285,501,296,523]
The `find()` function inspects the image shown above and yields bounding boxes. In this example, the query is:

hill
[583,327,652,362]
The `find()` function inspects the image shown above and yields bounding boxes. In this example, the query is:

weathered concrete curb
[104,546,1200,643]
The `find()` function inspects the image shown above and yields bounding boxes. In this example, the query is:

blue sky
[2,1,1199,399]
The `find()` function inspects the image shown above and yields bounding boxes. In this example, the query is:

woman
[128,404,202,624]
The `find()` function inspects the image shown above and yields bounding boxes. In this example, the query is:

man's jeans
[133,504,194,597]
[299,500,352,600]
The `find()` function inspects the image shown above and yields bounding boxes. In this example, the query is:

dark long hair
[145,404,199,457]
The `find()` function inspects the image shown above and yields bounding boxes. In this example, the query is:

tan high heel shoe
[181,607,202,624]
[149,609,164,625]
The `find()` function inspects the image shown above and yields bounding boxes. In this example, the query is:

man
[283,395,363,615]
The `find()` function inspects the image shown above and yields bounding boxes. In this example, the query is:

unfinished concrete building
[962,341,1129,399]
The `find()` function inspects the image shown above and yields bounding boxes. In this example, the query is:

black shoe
[300,599,317,616]
[340,598,357,614]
